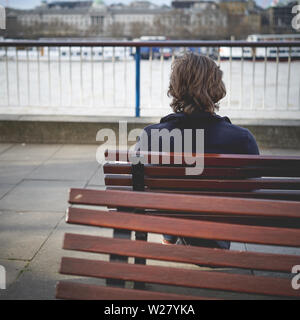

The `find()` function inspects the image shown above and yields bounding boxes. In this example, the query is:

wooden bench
[104,150,300,255]
[56,188,300,300]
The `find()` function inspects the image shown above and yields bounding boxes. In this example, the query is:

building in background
[265,1,300,33]
[1,0,299,39]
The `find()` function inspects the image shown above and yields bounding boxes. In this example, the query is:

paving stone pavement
[0,143,299,300]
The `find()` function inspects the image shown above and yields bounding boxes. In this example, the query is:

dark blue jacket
[139,111,259,155]
[138,111,260,250]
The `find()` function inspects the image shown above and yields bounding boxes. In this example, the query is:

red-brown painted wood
[105,150,300,168]
[104,175,300,191]
[68,189,300,219]
[63,233,300,272]
[66,207,300,247]
[144,212,300,228]
[59,257,300,298]
[55,281,211,300]
[104,163,300,178]
[58,150,300,300]
[105,186,300,201]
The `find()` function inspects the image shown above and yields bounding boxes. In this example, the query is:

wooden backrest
[56,188,300,300]
[104,150,300,200]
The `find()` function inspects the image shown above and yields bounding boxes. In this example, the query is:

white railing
[0,40,300,119]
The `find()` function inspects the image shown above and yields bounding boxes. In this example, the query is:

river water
[0,56,299,119]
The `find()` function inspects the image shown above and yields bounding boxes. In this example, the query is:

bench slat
[145,212,300,228]
[63,233,300,273]
[105,175,300,191]
[105,150,300,168]
[59,257,299,298]
[66,207,300,247]
[56,281,209,300]
[106,186,300,201]
[104,163,300,178]
[69,189,300,219]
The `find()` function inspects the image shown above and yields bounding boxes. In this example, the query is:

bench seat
[56,188,300,300]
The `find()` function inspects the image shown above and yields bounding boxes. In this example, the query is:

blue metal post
[135,47,141,117]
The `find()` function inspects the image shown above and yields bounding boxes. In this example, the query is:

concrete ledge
[0,115,158,146]
[0,115,300,149]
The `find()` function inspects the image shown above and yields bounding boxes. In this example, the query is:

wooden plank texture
[63,233,300,273]
[66,207,300,247]
[105,150,300,168]
[143,212,300,228]
[59,257,300,298]
[105,186,300,201]
[68,189,300,219]
[56,281,209,300]
[104,175,300,191]
[104,163,300,178]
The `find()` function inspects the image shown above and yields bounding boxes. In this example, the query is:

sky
[0,0,288,10]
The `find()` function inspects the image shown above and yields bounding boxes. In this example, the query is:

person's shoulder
[219,116,252,136]
[218,116,259,155]
[142,113,180,133]
[142,122,163,134]
[232,126,259,155]
[228,123,257,142]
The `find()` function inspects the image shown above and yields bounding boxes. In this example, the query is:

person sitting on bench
[136,52,259,249]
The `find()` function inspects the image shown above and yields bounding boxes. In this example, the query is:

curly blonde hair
[168,52,226,114]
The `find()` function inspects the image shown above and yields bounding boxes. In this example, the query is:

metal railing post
[135,46,141,118]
